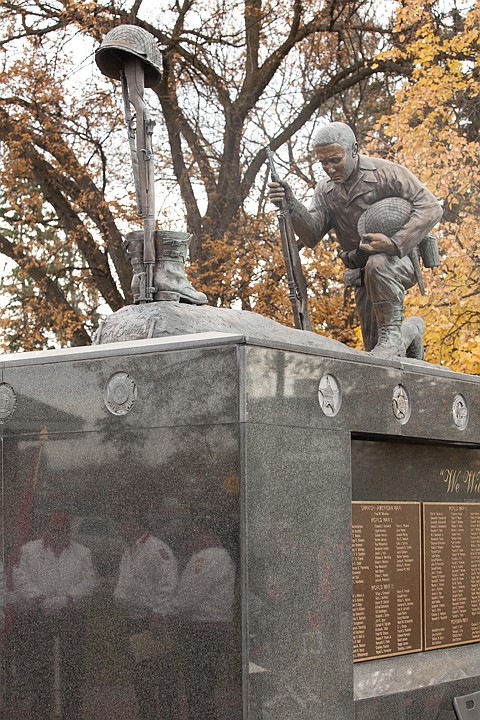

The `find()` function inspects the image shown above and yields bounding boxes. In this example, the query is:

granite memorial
[0,23,478,720]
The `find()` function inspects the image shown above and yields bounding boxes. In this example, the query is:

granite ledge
[0,330,477,385]
[354,643,480,700]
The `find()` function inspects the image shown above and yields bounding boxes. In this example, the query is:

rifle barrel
[266,147,312,332]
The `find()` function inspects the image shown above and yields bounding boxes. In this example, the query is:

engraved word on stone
[0,382,17,422]
[392,384,411,424]
[441,468,480,495]
[452,394,469,431]
[104,372,137,416]
[318,374,342,417]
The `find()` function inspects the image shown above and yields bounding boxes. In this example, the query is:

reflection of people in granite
[173,521,236,720]
[114,509,178,720]
[0,560,4,718]
[0,560,5,627]
[146,496,191,568]
[0,559,4,663]
[13,511,98,720]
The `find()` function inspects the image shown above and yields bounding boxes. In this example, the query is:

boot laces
[377,325,393,345]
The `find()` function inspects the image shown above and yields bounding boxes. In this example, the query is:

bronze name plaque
[424,503,480,650]
[352,502,422,662]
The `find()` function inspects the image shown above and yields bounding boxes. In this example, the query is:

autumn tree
[0,0,405,349]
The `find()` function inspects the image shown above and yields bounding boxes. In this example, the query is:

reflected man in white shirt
[173,519,236,720]
[14,511,98,720]
[114,508,178,720]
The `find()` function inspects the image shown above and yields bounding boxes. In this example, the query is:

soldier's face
[316,143,358,184]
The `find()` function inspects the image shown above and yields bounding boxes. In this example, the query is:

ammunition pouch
[339,248,368,270]
[418,233,440,268]
[344,268,364,288]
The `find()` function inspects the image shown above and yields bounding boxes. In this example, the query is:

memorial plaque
[352,440,480,504]
[352,502,422,662]
[424,503,480,650]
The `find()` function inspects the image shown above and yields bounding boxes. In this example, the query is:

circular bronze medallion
[392,384,411,424]
[452,394,469,431]
[0,383,17,422]
[104,372,137,416]
[318,374,342,417]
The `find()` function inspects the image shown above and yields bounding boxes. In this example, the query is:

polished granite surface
[0,334,478,720]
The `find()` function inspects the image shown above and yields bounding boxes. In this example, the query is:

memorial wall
[352,439,480,662]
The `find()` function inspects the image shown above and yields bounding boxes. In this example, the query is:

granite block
[245,424,354,720]
[354,646,476,699]
[352,438,480,502]
[244,346,404,437]
[2,345,239,436]
[2,423,242,719]
[399,368,480,444]
[355,677,480,720]
[0,335,479,720]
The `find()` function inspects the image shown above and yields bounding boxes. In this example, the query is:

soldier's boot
[124,230,207,305]
[402,316,425,360]
[154,231,208,305]
[124,230,149,304]
[370,302,406,358]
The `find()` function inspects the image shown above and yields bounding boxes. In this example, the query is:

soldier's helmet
[357,197,412,237]
[95,25,162,87]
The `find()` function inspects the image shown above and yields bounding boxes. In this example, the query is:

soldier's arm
[289,183,333,249]
[387,166,443,258]
[268,181,332,249]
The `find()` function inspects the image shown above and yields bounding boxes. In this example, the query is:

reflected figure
[13,511,98,720]
[0,560,4,710]
[174,521,236,720]
[71,514,126,577]
[114,509,178,720]
[0,560,5,627]
[146,496,191,569]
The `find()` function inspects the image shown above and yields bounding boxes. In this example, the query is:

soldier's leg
[363,254,418,358]
[364,253,415,305]
[353,285,377,352]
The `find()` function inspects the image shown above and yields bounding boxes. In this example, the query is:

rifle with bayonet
[266,148,313,332]
[121,57,156,303]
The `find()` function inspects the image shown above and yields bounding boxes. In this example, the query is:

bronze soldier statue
[268,122,442,359]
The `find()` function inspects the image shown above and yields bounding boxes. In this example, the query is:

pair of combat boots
[124,230,207,305]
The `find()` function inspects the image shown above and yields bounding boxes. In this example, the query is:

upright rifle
[266,148,312,332]
[121,57,156,303]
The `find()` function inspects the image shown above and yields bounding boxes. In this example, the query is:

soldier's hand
[268,181,294,209]
[360,233,398,256]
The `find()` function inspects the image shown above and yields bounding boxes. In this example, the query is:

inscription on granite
[352,439,480,503]
[424,502,480,650]
[352,502,422,662]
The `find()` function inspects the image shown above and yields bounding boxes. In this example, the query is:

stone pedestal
[0,331,479,719]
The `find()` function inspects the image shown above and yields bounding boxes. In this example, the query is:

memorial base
[0,331,478,720]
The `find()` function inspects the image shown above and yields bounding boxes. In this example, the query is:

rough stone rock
[94,301,360,355]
